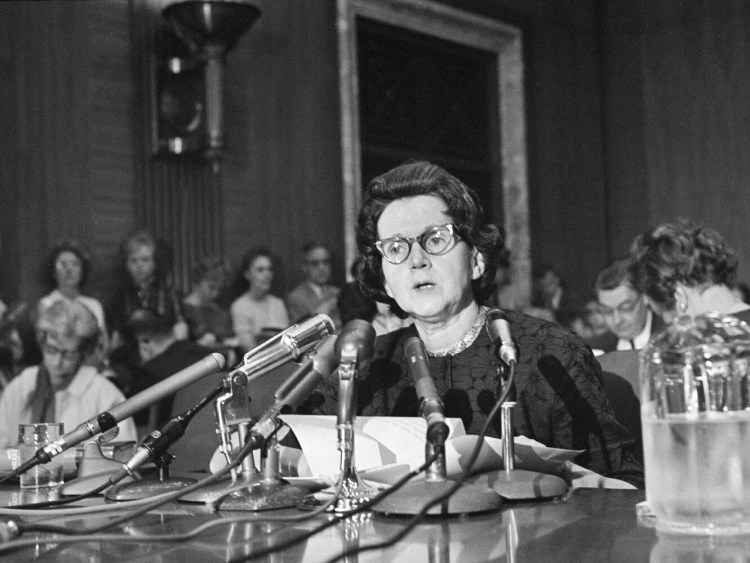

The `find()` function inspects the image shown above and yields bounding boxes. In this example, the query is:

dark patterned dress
[308,308,644,487]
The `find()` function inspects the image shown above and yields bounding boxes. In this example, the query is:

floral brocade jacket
[307,309,644,488]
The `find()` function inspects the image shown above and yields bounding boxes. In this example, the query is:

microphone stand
[178,370,264,504]
[300,342,374,513]
[104,382,226,501]
[215,432,312,511]
[466,359,568,500]
[371,433,500,516]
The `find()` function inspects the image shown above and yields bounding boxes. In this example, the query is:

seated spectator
[0,300,137,448]
[127,308,215,429]
[230,248,290,353]
[732,281,750,305]
[530,264,577,327]
[569,299,609,341]
[0,302,27,391]
[106,229,187,394]
[286,242,341,328]
[37,238,109,367]
[182,255,236,351]
[487,246,527,312]
[629,220,750,323]
[588,257,665,354]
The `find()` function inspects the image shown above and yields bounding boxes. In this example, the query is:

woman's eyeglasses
[375,224,460,265]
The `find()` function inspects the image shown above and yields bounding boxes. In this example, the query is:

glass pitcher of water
[641,312,750,535]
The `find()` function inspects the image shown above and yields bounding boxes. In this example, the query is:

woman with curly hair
[308,161,642,486]
[629,221,750,323]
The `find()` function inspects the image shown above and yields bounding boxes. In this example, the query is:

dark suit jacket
[587,311,666,352]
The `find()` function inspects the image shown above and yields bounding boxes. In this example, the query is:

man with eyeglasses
[285,242,342,329]
[588,257,664,355]
[0,300,138,448]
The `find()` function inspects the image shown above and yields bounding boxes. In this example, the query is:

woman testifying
[309,161,642,486]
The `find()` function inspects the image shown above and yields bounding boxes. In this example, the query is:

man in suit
[285,242,341,328]
[588,257,665,354]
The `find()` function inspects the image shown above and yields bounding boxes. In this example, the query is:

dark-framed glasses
[375,224,460,265]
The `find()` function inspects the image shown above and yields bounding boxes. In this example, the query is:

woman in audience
[37,239,109,364]
[0,300,137,448]
[230,248,290,353]
[307,160,643,486]
[106,229,187,393]
[183,255,235,349]
[629,220,750,323]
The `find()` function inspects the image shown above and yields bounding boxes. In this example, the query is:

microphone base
[105,475,198,501]
[466,469,569,501]
[299,471,379,514]
[177,473,262,504]
[371,479,500,516]
[215,478,312,511]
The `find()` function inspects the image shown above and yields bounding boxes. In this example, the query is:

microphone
[112,382,227,482]
[404,336,449,448]
[247,334,337,449]
[231,314,334,383]
[24,353,226,470]
[335,319,376,425]
[486,309,517,365]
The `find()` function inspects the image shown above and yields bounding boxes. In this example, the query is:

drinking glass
[18,422,64,489]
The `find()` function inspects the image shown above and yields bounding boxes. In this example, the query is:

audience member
[127,308,214,429]
[0,302,27,391]
[286,242,341,328]
[182,255,235,351]
[0,300,137,448]
[230,248,290,353]
[337,258,377,326]
[37,239,109,367]
[587,257,666,354]
[629,220,750,323]
[732,281,750,305]
[337,257,411,335]
[569,299,609,340]
[530,264,576,327]
[487,246,527,311]
[106,229,187,394]
[306,161,642,486]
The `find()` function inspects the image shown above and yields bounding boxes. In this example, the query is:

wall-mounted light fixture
[152,0,261,158]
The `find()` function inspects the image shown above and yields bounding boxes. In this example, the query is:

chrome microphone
[247,334,337,449]
[486,309,517,365]
[231,314,335,383]
[404,336,449,448]
[28,353,226,468]
[335,319,376,425]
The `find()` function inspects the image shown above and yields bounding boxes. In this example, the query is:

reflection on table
[0,487,667,562]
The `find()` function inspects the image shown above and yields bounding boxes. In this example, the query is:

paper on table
[277,415,583,484]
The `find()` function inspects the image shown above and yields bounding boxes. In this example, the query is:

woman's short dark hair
[357,161,505,317]
[629,220,738,311]
[41,238,92,292]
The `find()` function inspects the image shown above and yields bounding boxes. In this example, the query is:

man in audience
[127,308,214,429]
[588,257,664,354]
[285,242,341,328]
[0,300,137,448]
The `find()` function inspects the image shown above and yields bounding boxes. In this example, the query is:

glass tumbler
[17,422,64,489]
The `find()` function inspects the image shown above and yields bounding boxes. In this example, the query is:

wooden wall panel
[602,0,750,283]
[222,0,343,291]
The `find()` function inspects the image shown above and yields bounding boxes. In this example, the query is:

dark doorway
[356,17,502,224]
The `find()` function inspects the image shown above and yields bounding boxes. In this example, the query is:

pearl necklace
[427,306,489,357]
